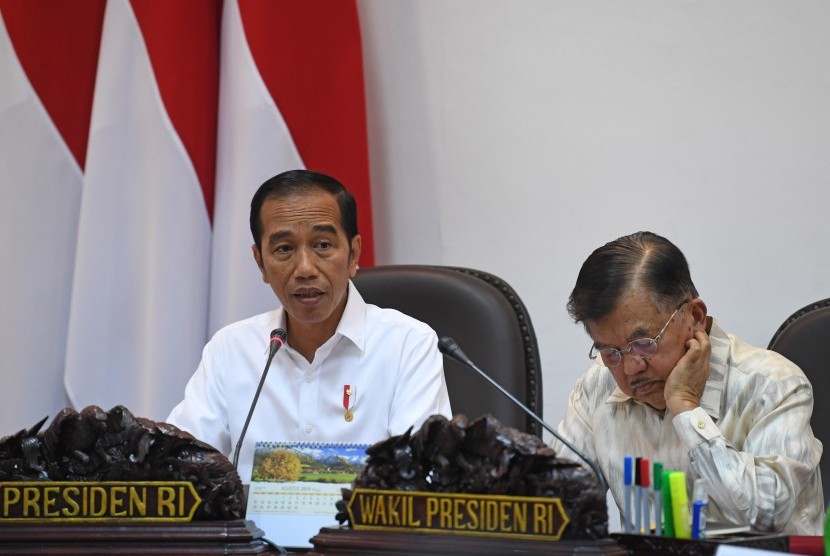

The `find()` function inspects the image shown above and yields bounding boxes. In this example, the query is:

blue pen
[691,478,708,539]
[623,456,634,533]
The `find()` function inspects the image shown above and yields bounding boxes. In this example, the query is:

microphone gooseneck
[438,336,607,493]
[233,328,288,470]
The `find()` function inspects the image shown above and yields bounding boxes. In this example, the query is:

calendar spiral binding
[254,441,370,450]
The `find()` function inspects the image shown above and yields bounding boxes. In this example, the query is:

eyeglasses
[588,301,690,369]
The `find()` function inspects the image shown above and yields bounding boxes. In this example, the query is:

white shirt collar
[272,280,367,356]
[332,281,367,352]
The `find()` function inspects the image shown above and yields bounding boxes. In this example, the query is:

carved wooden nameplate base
[0,481,272,554]
[0,519,273,555]
[309,526,629,555]
[0,406,266,554]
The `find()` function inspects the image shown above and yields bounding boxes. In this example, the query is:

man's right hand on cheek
[664,330,712,415]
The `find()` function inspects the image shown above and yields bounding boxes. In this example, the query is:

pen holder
[612,532,789,556]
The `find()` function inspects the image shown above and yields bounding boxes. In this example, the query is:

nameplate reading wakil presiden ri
[347,488,570,541]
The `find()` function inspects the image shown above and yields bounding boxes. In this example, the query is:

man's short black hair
[567,231,699,324]
[249,169,358,249]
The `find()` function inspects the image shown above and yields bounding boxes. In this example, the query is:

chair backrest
[767,298,830,504]
[352,265,543,437]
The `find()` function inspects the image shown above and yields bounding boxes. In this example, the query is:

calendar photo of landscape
[251,442,369,483]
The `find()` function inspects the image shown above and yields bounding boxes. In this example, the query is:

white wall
[358,0,830,435]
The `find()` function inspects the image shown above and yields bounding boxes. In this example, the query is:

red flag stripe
[238,0,374,266]
[0,0,106,169]
[131,0,221,220]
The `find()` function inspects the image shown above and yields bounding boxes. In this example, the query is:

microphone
[232,328,287,470]
[438,336,607,492]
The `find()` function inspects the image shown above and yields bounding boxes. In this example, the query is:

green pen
[824,502,830,556]
[653,462,663,536]
[661,469,675,537]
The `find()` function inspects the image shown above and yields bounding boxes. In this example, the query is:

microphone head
[438,336,475,367]
[437,336,458,355]
[269,328,287,357]
[271,328,287,343]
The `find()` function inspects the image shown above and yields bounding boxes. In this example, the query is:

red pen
[634,457,642,534]
[640,458,651,534]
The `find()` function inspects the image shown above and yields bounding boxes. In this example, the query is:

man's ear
[689,298,708,330]
[348,234,362,278]
[252,244,267,283]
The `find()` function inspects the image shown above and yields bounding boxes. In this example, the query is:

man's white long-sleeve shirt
[168,282,452,482]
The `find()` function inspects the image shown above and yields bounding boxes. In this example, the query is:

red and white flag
[64,0,220,419]
[0,1,105,431]
[210,0,374,331]
[1,0,373,424]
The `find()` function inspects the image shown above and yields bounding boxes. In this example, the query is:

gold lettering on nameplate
[346,488,569,541]
[0,482,201,522]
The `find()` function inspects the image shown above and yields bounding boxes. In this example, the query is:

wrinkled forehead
[585,290,666,348]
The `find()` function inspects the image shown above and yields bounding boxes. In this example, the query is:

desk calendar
[245,441,369,548]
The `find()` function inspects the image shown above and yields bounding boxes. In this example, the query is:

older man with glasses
[552,231,823,534]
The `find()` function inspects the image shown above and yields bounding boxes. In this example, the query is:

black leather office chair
[768,298,830,504]
[352,265,543,437]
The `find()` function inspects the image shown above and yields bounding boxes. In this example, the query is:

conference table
[0,520,823,554]
[307,528,824,555]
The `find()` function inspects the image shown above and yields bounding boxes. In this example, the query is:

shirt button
[697,421,706,429]
[305,425,313,433]
[305,376,314,383]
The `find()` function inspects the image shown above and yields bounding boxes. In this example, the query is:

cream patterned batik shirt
[553,319,824,534]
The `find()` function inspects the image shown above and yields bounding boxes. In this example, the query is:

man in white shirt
[553,231,824,534]
[168,170,452,481]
